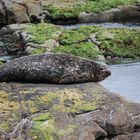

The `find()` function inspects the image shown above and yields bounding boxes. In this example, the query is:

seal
[0,53,111,83]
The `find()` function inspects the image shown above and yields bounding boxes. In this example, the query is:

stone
[79,5,140,23]
[98,55,106,61]
[27,0,43,23]
[112,134,129,140]
[0,0,43,26]
[0,53,111,83]
[40,39,59,52]
[106,109,134,135]
[0,82,140,140]
[89,33,102,46]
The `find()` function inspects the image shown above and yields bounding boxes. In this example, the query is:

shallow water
[0,55,15,62]
[101,62,140,103]
[62,22,140,29]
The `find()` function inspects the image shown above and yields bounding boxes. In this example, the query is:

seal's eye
[100,67,104,71]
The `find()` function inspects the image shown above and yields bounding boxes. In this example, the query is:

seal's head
[94,62,111,82]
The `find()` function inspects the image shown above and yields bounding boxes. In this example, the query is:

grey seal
[0,53,111,83]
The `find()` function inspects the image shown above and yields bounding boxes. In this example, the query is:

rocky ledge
[0,82,139,140]
[0,0,140,26]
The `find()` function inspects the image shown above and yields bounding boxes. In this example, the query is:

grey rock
[79,5,140,23]
[0,53,111,83]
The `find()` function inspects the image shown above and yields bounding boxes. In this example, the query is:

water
[62,22,140,29]
[101,62,140,103]
[0,55,15,62]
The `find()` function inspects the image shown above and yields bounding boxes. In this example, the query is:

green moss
[44,0,140,18]
[30,114,54,140]
[97,28,140,58]
[76,26,100,36]
[19,89,36,95]
[24,23,61,44]
[55,125,76,136]
[52,42,101,59]
[45,4,79,18]
[0,91,19,115]
[52,89,97,113]
[0,121,10,132]
[37,92,57,104]
[30,48,46,55]
[30,113,76,140]
[33,113,51,121]
[0,61,4,66]
[59,30,87,45]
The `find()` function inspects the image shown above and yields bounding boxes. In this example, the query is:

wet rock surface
[0,82,139,140]
[0,53,111,83]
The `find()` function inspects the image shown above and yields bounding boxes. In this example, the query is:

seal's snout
[95,63,111,82]
[102,68,111,77]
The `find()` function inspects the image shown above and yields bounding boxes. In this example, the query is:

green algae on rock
[43,0,140,24]
[0,82,140,140]
[24,23,62,44]
[96,28,140,58]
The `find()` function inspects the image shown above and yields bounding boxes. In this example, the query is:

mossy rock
[52,42,101,59]
[43,0,140,19]
[96,28,140,58]
[0,83,105,139]
[24,23,62,44]
[0,82,140,140]
[59,30,87,45]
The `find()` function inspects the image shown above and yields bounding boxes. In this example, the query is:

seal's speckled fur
[0,53,111,83]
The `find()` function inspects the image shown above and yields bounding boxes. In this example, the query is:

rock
[89,33,102,46]
[106,110,134,135]
[40,39,59,52]
[27,0,43,23]
[0,53,111,83]
[79,5,140,23]
[0,0,43,26]
[5,0,30,24]
[0,28,26,55]
[128,132,140,140]
[0,82,139,140]
[98,55,105,61]
[0,2,6,26]
[112,134,129,140]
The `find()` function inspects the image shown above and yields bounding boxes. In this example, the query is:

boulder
[0,0,43,26]
[0,82,139,140]
[79,5,140,23]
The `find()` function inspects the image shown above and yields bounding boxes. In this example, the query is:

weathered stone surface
[0,0,42,26]
[0,82,139,140]
[0,27,26,55]
[79,5,140,23]
[0,53,111,83]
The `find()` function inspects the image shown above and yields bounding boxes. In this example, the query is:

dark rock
[0,53,111,83]
[0,28,27,55]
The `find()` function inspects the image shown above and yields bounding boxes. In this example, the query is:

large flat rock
[0,82,139,140]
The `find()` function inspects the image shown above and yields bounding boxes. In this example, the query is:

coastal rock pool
[101,62,140,103]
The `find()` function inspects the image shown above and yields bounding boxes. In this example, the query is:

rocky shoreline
[0,0,140,140]
[0,0,140,26]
